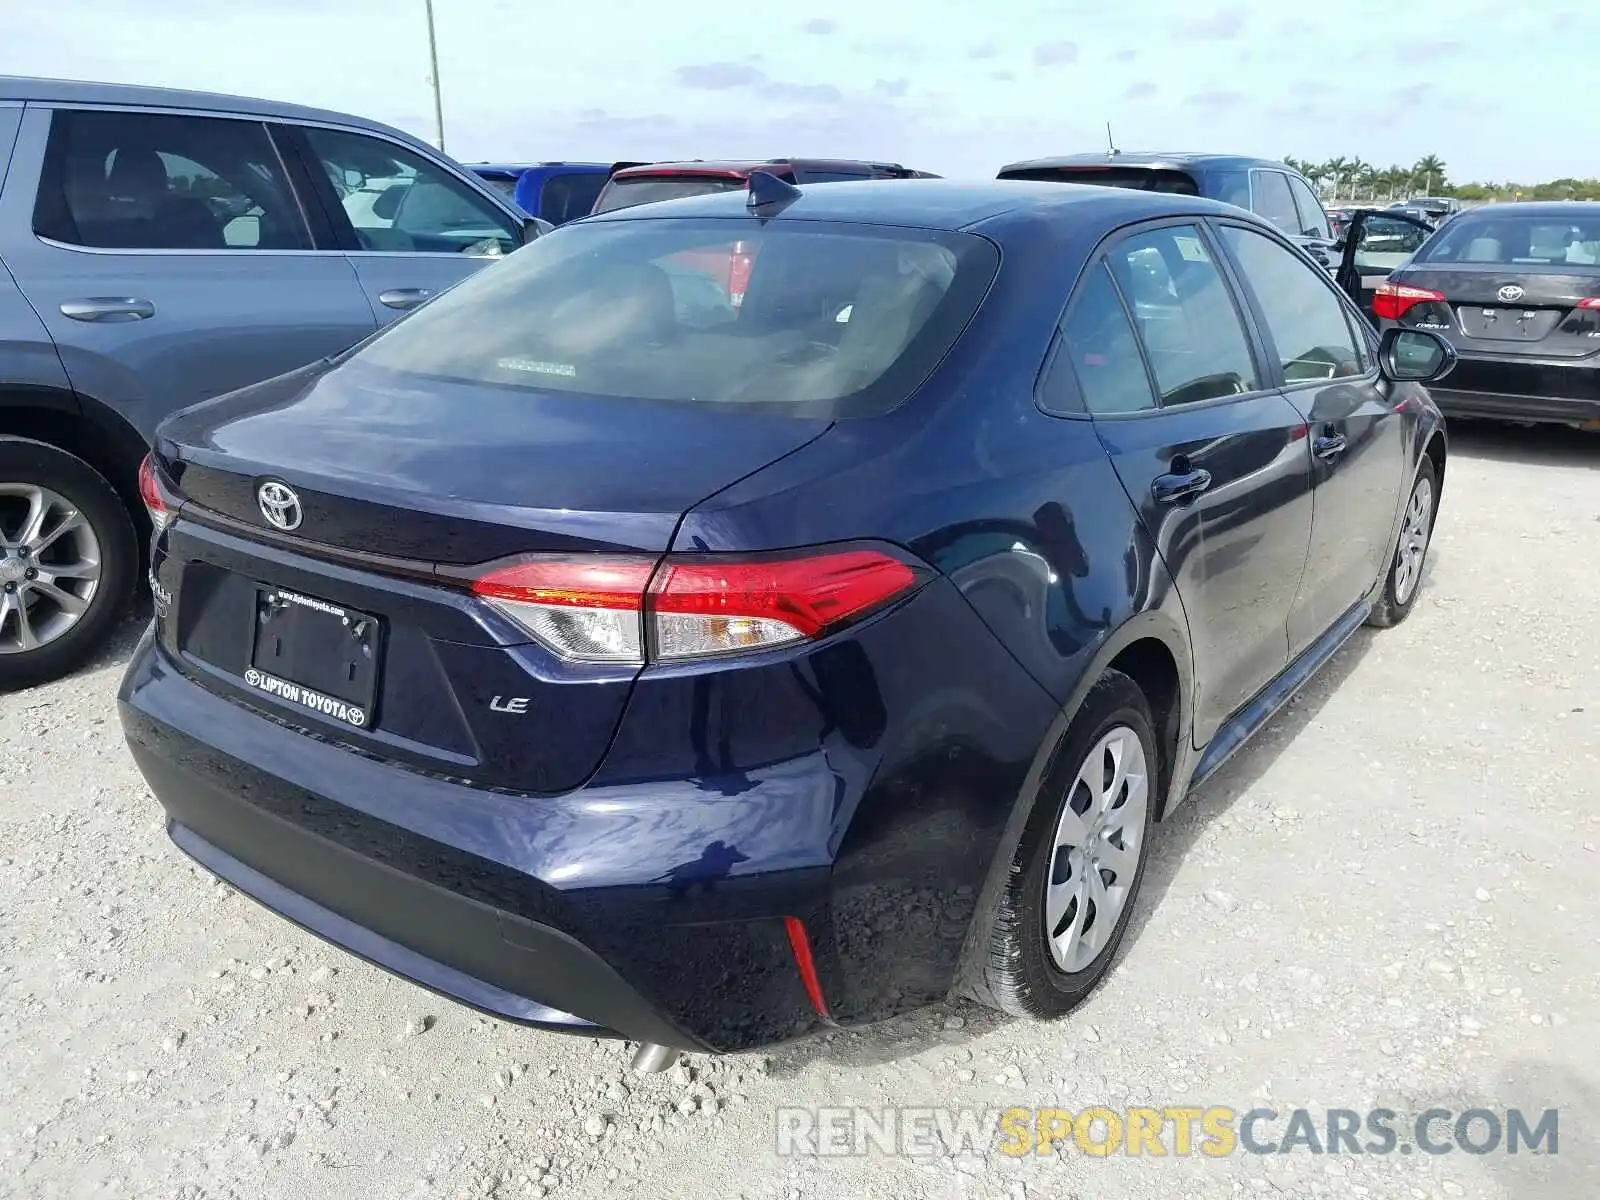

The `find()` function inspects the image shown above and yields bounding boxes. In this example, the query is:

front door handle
[1151,468,1213,505]
[1313,431,1349,461]
[60,297,155,322]
[377,287,436,310]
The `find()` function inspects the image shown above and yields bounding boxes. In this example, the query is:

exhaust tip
[629,1042,680,1075]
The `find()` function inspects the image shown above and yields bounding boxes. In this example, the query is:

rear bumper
[119,629,829,1052]
[1429,355,1600,426]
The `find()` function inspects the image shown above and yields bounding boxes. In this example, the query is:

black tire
[0,437,138,691]
[967,670,1157,1019]
[1366,455,1438,629]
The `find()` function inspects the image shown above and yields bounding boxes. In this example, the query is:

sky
[4,0,1597,184]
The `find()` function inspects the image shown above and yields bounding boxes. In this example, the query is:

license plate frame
[245,586,382,730]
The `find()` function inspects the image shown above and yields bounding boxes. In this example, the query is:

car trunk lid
[151,359,831,794]
[1393,266,1600,359]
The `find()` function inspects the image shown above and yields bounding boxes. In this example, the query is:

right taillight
[137,453,175,531]
[467,548,923,665]
[1372,282,1446,322]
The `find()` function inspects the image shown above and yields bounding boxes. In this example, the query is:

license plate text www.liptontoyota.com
[242,667,368,728]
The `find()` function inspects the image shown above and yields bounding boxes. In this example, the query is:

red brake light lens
[649,550,919,661]
[466,549,921,665]
[1577,297,1600,311]
[138,454,173,530]
[470,558,655,664]
[1372,282,1446,322]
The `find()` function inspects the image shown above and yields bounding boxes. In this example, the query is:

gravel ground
[2,421,1596,1200]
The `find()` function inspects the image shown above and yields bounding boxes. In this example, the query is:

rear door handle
[60,297,155,322]
[1151,468,1213,505]
[1313,432,1349,461]
[377,288,436,310]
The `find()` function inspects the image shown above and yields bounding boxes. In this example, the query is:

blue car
[469,162,641,225]
[121,176,1454,1061]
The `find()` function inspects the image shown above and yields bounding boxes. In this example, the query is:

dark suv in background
[591,158,939,215]
[998,152,1341,270]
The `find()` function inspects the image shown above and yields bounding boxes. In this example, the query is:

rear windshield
[997,166,1200,196]
[1415,213,1600,268]
[592,175,749,214]
[347,217,1000,417]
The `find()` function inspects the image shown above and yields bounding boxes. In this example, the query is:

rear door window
[32,109,311,250]
[1103,224,1260,405]
[300,126,518,257]
[1249,170,1301,236]
[1220,225,1363,382]
[1287,176,1332,240]
[348,218,1000,417]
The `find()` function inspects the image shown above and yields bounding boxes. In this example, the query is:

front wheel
[1366,456,1438,629]
[968,670,1157,1019]
[0,438,137,690]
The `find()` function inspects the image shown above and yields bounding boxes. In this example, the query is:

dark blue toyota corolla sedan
[120,176,1454,1062]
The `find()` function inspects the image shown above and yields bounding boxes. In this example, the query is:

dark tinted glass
[33,109,310,250]
[537,173,608,223]
[1057,263,1155,414]
[1106,225,1259,405]
[1250,171,1301,235]
[1287,176,1332,239]
[1222,226,1362,382]
[350,218,1000,417]
[592,176,747,214]
[999,166,1200,195]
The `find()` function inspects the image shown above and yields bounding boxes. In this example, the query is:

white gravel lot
[1,422,1596,1200]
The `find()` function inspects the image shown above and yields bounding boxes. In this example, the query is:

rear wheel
[1366,455,1437,629]
[969,670,1156,1018]
[0,438,137,690]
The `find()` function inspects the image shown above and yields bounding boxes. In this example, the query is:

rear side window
[1055,263,1155,415]
[475,173,521,201]
[1250,171,1301,235]
[1220,226,1362,382]
[537,173,608,224]
[1104,225,1259,405]
[1287,176,1332,240]
[592,175,750,214]
[348,218,1000,417]
[1414,214,1600,267]
[33,109,311,250]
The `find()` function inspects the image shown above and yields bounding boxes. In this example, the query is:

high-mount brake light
[138,454,174,531]
[1577,297,1600,311]
[1372,282,1446,322]
[467,549,922,665]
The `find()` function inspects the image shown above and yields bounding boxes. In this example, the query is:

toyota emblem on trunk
[257,481,303,531]
[1497,284,1525,303]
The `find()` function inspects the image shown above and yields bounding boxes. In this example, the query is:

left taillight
[466,548,923,666]
[138,453,175,531]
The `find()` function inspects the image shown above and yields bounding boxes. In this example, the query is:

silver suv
[0,77,543,687]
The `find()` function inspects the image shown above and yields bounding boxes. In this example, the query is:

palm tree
[1345,157,1369,200]
[1322,157,1348,200]
[1413,155,1447,195]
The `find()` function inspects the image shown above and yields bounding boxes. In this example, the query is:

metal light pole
[424,0,446,153]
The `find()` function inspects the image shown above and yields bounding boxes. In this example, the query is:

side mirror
[1378,328,1456,384]
[521,216,553,245]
